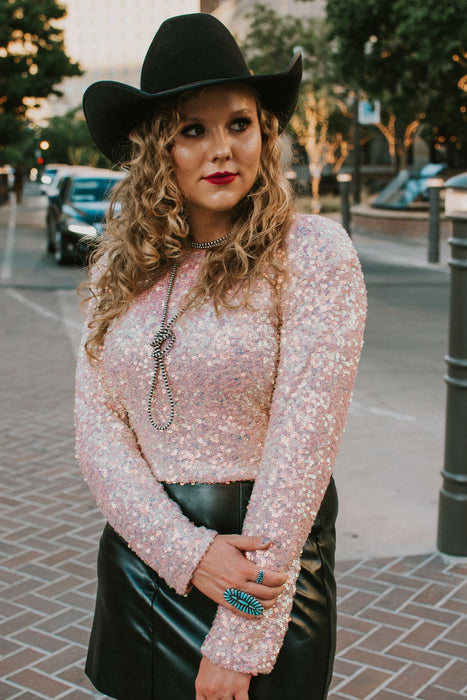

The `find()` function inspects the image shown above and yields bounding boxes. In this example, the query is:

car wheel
[46,215,56,253]
[54,229,68,266]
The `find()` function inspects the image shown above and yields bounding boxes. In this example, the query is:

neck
[188,210,232,244]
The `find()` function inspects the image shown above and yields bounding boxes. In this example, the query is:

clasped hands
[192,534,287,700]
[191,533,287,617]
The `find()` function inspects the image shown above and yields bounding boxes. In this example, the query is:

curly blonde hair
[83,88,294,360]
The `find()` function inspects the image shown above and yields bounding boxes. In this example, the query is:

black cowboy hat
[83,13,302,162]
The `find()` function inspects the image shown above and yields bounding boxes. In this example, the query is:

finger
[247,583,285,601]
[223,601,260,618]
[245,567,287,587]
[223,595,278,616]
[235,690,249,700]
[235,693,249,700]
[221,583,286,615]
[261,596,282,610]
[259,570,288,586]
[221,593,265,619]
[227,535,274,551]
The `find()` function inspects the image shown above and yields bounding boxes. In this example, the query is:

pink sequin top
[75,214,367,675]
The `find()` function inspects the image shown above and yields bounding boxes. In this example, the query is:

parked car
[45,165,96,245]
[40,164,68,194]
[46,168,124,264]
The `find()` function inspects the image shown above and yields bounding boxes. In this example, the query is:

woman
[76,13,367,700]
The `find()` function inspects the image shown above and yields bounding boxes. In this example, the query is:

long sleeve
[74,284,216,596]
[202,217,367,673]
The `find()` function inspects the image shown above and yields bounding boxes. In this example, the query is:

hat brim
[83,52,302,163]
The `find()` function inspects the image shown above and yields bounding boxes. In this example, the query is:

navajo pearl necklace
[187,231,231,249]
[147,233,230,431]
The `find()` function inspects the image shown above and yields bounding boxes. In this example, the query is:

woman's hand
[195,656,251,700]
[191,534,287,617]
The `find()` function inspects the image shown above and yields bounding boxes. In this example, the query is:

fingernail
[261,537,272,545]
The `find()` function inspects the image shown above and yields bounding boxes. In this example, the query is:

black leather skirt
[85,479,338,700]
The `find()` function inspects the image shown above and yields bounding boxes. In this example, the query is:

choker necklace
[188,232,231,249]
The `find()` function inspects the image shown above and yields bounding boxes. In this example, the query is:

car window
[58,177,70,199]
[69,178,120,203]
[52,170,72,189]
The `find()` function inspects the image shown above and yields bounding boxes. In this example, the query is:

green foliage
[38,108,111,168]
[239,2,354,207]
[240,3,352,150]
[239,3,331,90]
[326,0,467,162]
[0,0,82,153]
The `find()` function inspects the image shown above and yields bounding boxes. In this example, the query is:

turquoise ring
[224,588,263,616]
[256,569,265,584]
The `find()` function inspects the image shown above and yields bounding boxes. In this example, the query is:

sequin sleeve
[74,276,217,596]
[201,216,367,674]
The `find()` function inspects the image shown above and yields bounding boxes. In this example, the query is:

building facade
[211,0,326,38]
[44,0,200,118]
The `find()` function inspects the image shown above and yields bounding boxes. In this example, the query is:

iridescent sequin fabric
[75,214,367,674]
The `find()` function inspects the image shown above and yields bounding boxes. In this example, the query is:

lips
[203,171,237,185]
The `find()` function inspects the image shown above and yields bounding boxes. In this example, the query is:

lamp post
[337,173,352,236]
[437,173,467,556]
[352,95,361,205]
[426,177,445,264]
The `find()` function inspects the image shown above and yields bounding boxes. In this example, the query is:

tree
[326,0,467,167]
[292,93,351,212]
[38,108,111,168]
[239,3,331,90]
[240,4,352,208]
[0,0,82,157]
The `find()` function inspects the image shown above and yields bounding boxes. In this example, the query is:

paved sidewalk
[331,555,466,699]
[0,196,466,698]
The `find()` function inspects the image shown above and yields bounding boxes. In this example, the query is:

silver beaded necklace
[187,231,231,249]
[147,233,230,431]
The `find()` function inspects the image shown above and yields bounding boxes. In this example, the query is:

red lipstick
[203,171,237,185]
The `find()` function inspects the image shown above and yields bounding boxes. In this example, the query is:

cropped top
[75,214,367,674]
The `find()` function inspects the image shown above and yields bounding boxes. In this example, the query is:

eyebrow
[180,107,255,122]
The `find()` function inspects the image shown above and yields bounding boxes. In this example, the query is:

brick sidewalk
[1,285,466,697]
[0,286,104,699]
[330,556,466,699]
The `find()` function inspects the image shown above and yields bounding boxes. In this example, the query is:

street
[1,187,465,700]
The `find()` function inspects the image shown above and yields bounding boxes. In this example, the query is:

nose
[210,129,232,162]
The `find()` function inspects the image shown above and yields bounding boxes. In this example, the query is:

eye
[230,116,252,132]
[180,122,205,137]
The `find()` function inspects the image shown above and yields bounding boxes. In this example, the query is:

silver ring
[256,569,265,584]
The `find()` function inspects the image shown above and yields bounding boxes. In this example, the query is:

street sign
[358,100,381,125]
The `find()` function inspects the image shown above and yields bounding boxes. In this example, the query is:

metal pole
[352,95,361,205]
[427,180,443,263]
[437,215,467,556]
[337,173,352,237]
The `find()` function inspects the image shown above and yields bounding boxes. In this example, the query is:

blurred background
[1,0,466,214]
[1,4,467,699]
